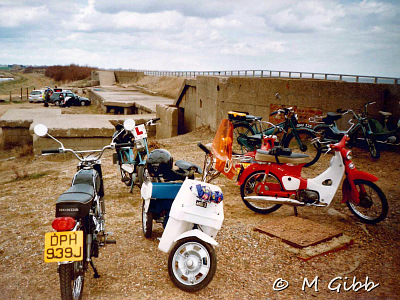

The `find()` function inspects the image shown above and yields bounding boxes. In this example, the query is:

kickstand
[90,260,100,279]
[294,207,298,217]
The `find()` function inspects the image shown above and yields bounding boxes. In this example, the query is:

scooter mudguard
[174,229,218,247]
[237,163,270,186]
[342,171,379,204]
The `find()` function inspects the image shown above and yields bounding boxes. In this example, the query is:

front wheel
[284,129,321,167]
[366,137,380,159]
[142,200,153,238]
[168,237,217,292]
[59,261,85,300]
[240,171,282,214]
[347,179,388,224]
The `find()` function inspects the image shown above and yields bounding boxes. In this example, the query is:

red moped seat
[255,149,309,164]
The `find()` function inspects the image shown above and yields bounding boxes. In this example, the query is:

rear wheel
[54,100,60,106]
[80,100,86,106]
[142,200,153,238]
[347,179,388,224]
[284,129,321,167]
[59,261,85,300]
[168,237,217,292]
[240,171,282,214]
[232,123,255,155]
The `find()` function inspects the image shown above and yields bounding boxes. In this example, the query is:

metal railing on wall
[137,69,399,85]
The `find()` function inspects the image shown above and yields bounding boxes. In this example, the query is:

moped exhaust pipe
[244,196,305,206]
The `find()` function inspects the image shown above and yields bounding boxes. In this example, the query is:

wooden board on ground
[255,216,343,248]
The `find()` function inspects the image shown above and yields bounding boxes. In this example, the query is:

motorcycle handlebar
[197,142,211,155]
[115,142,133,148]
[42,148,61,154]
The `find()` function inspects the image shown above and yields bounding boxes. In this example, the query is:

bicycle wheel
[232,123,256,155]
[284,128,321,167]
[240,171,282,214]
[347,179,388,224]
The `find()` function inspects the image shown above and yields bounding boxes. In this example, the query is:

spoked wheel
[347,179,388,224]
[240,171,282,214]
[285,129,321,167]
[366,137,380,159]
[232,123,255,155]
[59,261,85,300]
[168,237,217,292]
[142,200,153,238]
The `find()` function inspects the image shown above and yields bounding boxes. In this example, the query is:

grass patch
[8,170,49,183]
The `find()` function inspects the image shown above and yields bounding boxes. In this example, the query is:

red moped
[236,133,388,224]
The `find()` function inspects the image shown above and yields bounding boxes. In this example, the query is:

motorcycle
[236,119,389,224]
[36,120,133,300]
[142,119,235,292]
[112,118,159,192]
[311,102,380,159]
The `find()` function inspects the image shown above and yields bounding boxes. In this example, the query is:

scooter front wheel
[347,179,388,224]
[168,237,217,292]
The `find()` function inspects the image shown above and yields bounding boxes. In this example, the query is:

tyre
[347,179,388,224]
[142,200,153,238]
[284,128,321,167]
[168,237,217,292]
[137,165,145,188]
[232,123,255,155]
[54,100,60,106]
[240,171,282,214]
[80,100,86,106]
[59,261,85,300]
[365,137,380,159]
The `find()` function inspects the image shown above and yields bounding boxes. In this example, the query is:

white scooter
[141,119,235,292]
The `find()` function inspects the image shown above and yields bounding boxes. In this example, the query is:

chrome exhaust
[244,196,305,206]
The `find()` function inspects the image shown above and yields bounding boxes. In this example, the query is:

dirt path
[0,126,399,299]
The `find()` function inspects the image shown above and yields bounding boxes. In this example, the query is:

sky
[0,0,399,77]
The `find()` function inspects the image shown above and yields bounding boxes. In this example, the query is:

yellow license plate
[44,231,83,263]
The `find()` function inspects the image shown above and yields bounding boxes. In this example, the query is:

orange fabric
[212,119,236,179]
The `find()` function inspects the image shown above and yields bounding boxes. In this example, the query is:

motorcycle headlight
[135,139,145,150]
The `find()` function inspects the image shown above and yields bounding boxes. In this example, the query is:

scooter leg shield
[158,217,192,253]
[174,229,219,247]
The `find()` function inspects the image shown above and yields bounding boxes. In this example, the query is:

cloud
[0,4,48,27]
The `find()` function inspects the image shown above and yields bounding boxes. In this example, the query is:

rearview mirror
[34,124,48,137]
[123,119,136,131]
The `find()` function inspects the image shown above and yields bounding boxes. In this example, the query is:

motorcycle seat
[175,160,202,174]
[57,184,95,204]
[379,111,392,117]
[255,149,309,164]
[322,112,342,125]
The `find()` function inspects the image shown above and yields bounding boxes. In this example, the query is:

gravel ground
[0,126,399,300]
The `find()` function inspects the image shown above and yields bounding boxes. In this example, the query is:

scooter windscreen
[212,119,236,179]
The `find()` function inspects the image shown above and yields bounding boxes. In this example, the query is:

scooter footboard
[158,217,192,253]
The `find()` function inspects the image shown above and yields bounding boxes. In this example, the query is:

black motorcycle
[35,123,132,300]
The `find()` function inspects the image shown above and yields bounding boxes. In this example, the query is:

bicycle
[229,108,321,167]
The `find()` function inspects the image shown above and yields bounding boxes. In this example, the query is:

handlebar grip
[153,117,160,122]
[115,143,133,148]
[42,148,60,154]
[197,142,211,155]
[270,111,278,116]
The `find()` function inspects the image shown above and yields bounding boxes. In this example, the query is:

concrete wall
[156,104,178,139]
[114,71,144,84]
[176,76,399,131]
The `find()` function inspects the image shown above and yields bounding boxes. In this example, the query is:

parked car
[51,91,90,107]
[29,90,45,103]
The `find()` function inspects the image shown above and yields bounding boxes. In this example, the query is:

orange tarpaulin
[212,119,236,179]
